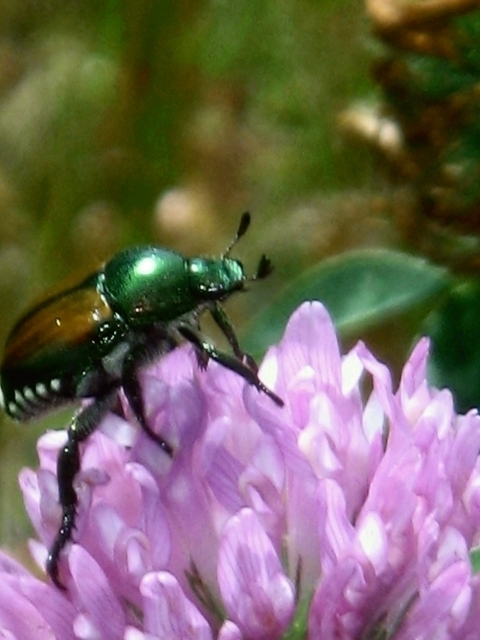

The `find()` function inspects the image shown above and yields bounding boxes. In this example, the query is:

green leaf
[281,594,310,640]
[425,280,480,413]
[243,249,451,355]
[471,547,480,574]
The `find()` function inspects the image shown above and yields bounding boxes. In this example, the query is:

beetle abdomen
[0,372,69,421]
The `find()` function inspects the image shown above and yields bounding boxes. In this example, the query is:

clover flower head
[2,301,480,639]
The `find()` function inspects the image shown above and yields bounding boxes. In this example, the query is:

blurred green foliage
[426,281,480,414]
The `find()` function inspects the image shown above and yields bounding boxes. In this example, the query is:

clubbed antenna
[223,212,251,258]
[253,254,274,281]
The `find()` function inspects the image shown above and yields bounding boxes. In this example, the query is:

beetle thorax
[103,247,196,325]
[188,257,246,300]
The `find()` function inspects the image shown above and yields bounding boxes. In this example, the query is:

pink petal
[69,545,126,640]
[218,508,294,639]
[140,571,212,640]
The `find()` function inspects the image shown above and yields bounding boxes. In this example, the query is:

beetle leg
[210,303,259,372]
[47,389,118,589]
[177,324,284,407]
[121,338,175,457]
[195,347,210,371]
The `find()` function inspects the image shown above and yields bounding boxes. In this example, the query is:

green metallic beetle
[0,212,283,588]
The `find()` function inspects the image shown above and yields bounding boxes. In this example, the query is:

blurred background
[2,0,480,573]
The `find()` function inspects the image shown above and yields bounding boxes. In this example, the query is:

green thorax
[102,247,246,327]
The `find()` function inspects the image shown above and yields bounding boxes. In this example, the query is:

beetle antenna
[223,212,251,258]
[251,254,274,282]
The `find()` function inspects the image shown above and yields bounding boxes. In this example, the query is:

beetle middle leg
[177,324,283,406]
[121,334,176,457]
[47,389,118,589]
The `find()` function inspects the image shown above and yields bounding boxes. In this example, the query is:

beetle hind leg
[47,389,118,589]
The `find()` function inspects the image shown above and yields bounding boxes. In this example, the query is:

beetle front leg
[47,390,117,589]
[210,303,258,372]
[177,324,284,407]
